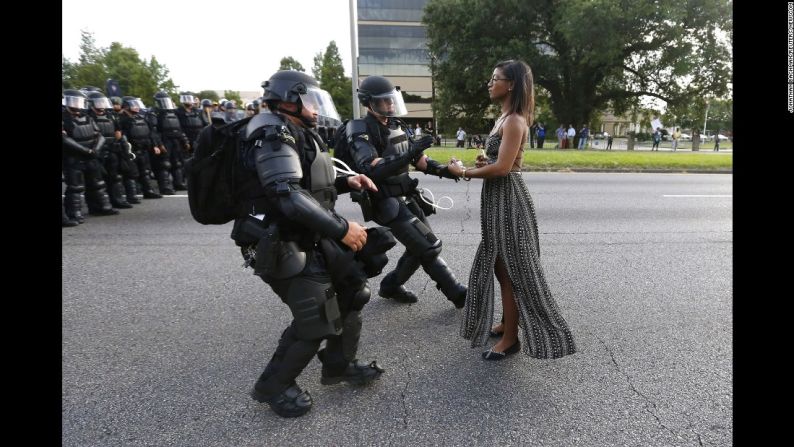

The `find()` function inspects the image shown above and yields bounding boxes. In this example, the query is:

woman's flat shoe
[488,330,504,338]
[481,341,521,361]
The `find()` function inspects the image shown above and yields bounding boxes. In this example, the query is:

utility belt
[374,173,418,199]
[231,215,308,281]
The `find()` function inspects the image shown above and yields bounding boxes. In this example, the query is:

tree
[223,90,243,107]
[197,90,220,102]
[279,56,305,72]
[424,0,732,132]
[312,41,353,120]
[62,31,179,106]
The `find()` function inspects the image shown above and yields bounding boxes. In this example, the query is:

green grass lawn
[422,147,732,171]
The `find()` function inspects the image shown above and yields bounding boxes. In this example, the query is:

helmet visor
[299,87,341,127]
[127,99,146,110]
[158,97,176,109]
[368,88,407,117]
[64,96,86,109]
[179,95,195,104]
[90,98,112,109]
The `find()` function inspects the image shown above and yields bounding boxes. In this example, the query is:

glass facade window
[358,0,428,22]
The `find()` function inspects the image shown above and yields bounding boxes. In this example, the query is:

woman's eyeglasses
[489,76,510,83]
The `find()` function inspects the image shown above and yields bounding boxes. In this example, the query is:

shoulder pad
[346,119,369,139]
[245,112,286,139]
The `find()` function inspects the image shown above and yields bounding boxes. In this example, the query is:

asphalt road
[62,172,732,446]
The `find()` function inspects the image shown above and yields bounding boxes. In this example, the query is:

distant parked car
[679,133,692,141]
[592,131,607,139]
[716,134,729,141]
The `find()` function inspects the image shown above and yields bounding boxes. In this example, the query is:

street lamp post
[349,0,360,119]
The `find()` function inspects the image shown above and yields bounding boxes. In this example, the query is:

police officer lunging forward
[224,71,390,418]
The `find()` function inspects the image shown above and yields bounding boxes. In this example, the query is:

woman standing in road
[447,60,576,361]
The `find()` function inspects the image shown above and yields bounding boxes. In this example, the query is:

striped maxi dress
[461,133,577,359]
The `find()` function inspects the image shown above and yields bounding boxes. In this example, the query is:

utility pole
[349,0,360,119]
[702,99,710,136]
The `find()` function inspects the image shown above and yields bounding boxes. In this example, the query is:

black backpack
[185,117,252,225]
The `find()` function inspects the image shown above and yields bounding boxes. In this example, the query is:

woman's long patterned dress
[461,133,576,359]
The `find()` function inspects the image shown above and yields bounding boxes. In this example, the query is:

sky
[62,0,355,93]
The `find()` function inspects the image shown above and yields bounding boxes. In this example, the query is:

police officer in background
[109,96,141,204]
[62,89,119,221]
[224,70,387,417]
[85,91,132,209]
[175,92,205,152]
[199,99,213,127]
[151,92,186,191]
[118,96,163,199]
[335,75,467,308]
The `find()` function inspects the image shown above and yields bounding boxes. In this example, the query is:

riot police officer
[199,99,213,127]
[151,91,187,191]
[175,93,205,153]
[224,70,387,418]
[62,89,119,220]
[335,75,467,308]
[118,96,163,199]
[85,91,132,209]
[109,96,141,204]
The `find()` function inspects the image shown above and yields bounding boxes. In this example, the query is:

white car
[716,134,729,141]
[678,133,692,141]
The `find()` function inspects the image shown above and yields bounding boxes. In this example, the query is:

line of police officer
[62,88,215,226]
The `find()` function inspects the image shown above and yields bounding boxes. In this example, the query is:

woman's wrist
[462,167,471,181]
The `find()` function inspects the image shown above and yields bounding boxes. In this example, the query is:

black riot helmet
[110,96,123,106]
[153,91,176,110]
[261,70,341,127]
[252,98,261,109]
[200,99,212,108]
[178,92,196,107]
[357,75,407,117]
[85,91,112,112]
[122,95,146,113]
[63,89,87,113]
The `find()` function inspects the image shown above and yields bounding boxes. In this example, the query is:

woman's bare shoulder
[503,114,527,130]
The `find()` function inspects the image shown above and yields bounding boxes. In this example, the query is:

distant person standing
[671,127,681,151]
[651,127,661,151]
[456,127,466,148]
[529,122,537,148]
[414,124,422,136]
[555,124,565,148]
[566,124,575,149]
[606,132,613,150]
[713,129,720,151]
[536,123,546,148]
[577,124,589,150]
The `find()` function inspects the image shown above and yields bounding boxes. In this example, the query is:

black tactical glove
[409,134,434,162]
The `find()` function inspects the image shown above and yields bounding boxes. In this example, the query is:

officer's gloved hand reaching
[409,134,434,162]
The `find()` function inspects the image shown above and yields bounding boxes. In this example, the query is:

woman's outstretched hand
[447,158,464,177]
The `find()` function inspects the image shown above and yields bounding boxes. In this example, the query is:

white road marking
[663,194,732,198]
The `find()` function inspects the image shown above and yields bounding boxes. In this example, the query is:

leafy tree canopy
[424,0,732,132]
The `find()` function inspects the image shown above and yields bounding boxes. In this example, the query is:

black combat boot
[424,256,467,308]
[378,254,421,303]
[124,179,142,203]
[317,348,384,386]
[251,381,313,418]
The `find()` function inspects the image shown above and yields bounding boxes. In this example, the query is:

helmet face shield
[64,96,86,109]
[157,97,176,110]
[179,95,195,104]
[369,88,407,117]
[127,99,146,112]
[299,87,341,127]
[90,98,112,109]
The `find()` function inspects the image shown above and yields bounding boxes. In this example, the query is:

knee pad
[390,216,442,262]
[284,276,342,340]
[349,284,371,311]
